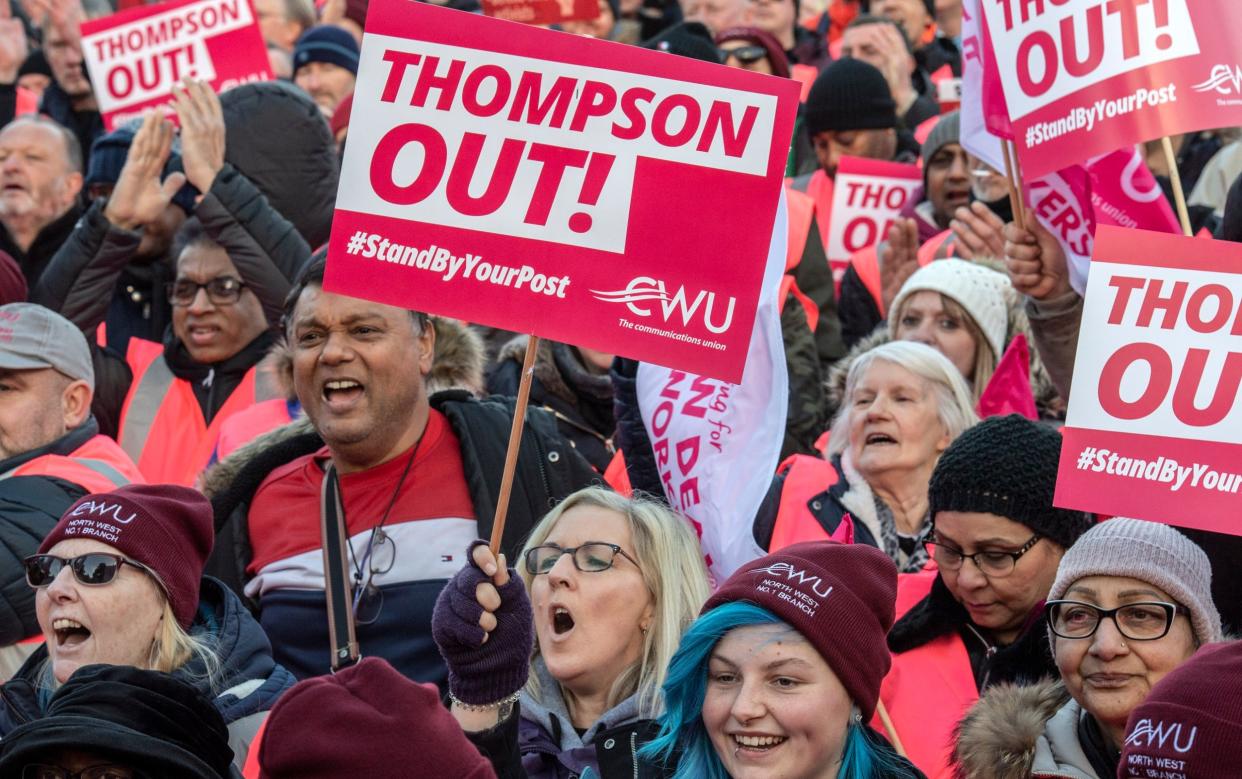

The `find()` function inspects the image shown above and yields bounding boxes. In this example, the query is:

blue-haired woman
[641,542,925,779]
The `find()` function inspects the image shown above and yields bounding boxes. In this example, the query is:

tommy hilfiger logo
[70,501,138,524]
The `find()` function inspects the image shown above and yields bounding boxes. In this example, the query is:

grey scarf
[873,494,931,573]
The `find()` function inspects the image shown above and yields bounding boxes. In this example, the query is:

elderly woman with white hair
[752,340,979,571]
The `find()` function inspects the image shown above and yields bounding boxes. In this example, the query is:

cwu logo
[70,500,139,524]
[748,562,835,598]
[591,277,736,334]
[1192,64,1242,95]
[1124,718,1197,753]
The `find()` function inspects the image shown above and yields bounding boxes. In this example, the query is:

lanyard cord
[341,426,426,589]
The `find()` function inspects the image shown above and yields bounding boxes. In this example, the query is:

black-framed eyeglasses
[24,553,153,589]
[166,276,246,307]
[923,534,1042,578]
[352,528,397,626]
[23,764,144,779]
[1046,600,1190,641]
[23,765,143,779]
[720,44,768,64]
[524,542,641,575]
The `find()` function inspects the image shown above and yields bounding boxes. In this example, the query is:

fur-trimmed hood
[427,317,486,396]
[200,415,318,501]
[493,336,612,410]
[824,269,1063,421]
[496,335,576,409]
[953,679,1070,779]
[953,679,1101,779]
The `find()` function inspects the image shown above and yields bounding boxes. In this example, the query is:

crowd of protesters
[0,0,1238,776]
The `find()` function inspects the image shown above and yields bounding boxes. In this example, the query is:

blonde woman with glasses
[431,487,710,779]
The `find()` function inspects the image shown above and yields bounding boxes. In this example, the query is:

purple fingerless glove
[431,540,534,705]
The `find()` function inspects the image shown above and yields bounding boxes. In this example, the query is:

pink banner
[974,0,1012,140]
[325,0,798,383]
[482,0,601,26]
[966,1,1181,294]
[1087,147,1181,234]
[979,0,1242,180]
[1055,226,1242,534]
[80,0,272,130]
[824,156,922,278]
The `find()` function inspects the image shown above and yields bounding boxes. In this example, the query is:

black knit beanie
[642,22,723,64]
[803,58,897,136]
[928,414,1094,549]
[0,664,234,778]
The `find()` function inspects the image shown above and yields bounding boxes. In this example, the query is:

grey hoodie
[516,658,649,778]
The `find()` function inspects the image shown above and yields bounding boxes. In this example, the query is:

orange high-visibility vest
[876,571,977,779]
[242,717,266,778]
[791,169,834,254]
[780,188,821,332]
[118,339,264,486]
[1,434,146,494]
[214,398,296,463]
[769,454,845,551]
[790,64,818,103]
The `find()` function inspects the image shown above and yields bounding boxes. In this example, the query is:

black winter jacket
[218,81,340,248]
[0,421,102,645]
[837,262,884,349]
[488,339,616,472]
[0,205,82,291]
[34,163,311,437]
[204,390,601,609]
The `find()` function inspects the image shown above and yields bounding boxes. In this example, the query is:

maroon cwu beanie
[258,657,497,779]
[702,541,898,719]
[1120,640,1242,779]
[38,484,214,628]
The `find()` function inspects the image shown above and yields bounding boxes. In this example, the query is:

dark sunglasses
[720,44,768,64]
[166,276,246,307]
[24,553,152,589]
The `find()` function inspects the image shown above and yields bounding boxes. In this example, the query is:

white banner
[636,197,788,580]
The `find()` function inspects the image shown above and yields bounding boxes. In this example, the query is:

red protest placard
[1054,226,1242,534]
[824,156,922,282]
[80,0,273,130]
[326,0,799,383]
[979,0,1242,181]
[482,0,600,27]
